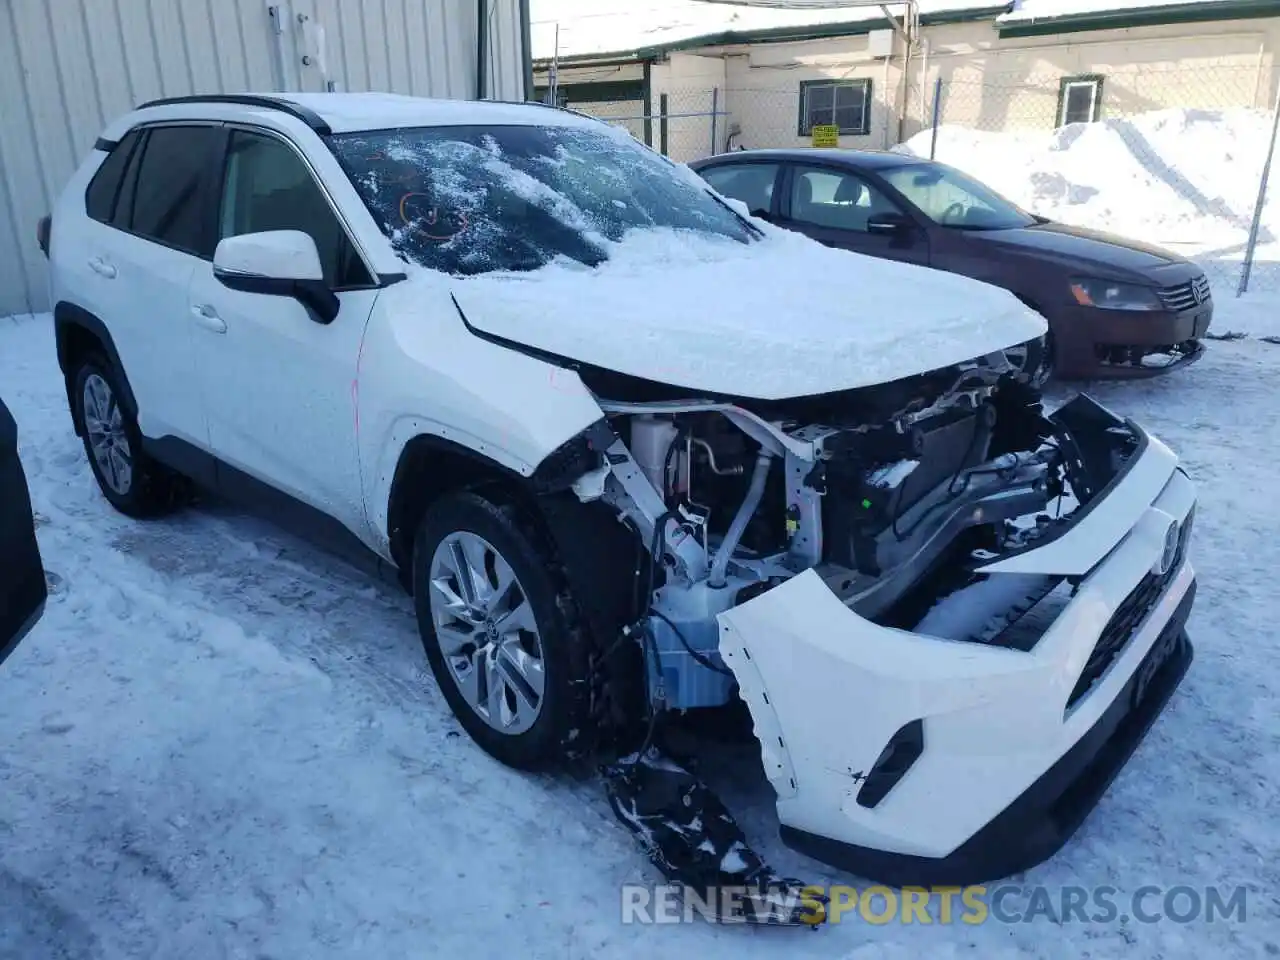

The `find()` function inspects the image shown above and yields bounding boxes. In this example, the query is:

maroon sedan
[689,149,1212,380]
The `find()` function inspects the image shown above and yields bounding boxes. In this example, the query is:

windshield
[329,124,755,275]
[879,162,1035,230]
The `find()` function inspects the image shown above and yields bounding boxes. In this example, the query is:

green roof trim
[532,5,1007,66]
[997,0,1280,37]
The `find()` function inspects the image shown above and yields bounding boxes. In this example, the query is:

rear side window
[128,125,221,258]
[85,129,144,224]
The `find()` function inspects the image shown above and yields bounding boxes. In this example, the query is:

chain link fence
[562,61,1280,300]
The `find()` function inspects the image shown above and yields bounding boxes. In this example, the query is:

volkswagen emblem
[1153,520,1180,576]
[1191,284,1203,305]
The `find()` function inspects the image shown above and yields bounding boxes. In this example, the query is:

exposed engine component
[594,352,1107,724]
[587,351,1156,919]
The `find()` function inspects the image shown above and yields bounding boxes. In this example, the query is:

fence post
[660,93,669,156]
[929,76,943,160]
[1238,87,1280,296]
[710,87,720,156]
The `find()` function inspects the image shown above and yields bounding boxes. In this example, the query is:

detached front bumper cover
[718,411,1198,888]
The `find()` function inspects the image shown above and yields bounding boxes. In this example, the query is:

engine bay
[580,348,1142,713]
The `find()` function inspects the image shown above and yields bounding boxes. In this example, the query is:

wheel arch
[386,431,644,746]
[385,434,543,589]
[53,302,136,435]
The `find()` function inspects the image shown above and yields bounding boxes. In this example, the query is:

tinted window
[129,125,220,256]
[85,129,143,224]
[701,164,779,216]
[112,131,147,230]
[218,130,371,288]
[878,162,1034,230]
[329,124,756,276]
[788,166,903,232]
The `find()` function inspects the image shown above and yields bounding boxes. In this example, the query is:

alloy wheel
[427,531,547,735]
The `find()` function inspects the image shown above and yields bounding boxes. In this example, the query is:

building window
[1057,75,1103,127]
[799,79,872,136]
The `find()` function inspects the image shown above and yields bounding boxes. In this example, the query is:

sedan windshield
[329,124,755,275]
[879,162,1035,230]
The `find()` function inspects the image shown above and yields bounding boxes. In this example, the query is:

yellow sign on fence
[811,124,839,148]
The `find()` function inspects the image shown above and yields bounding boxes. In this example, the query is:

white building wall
[0,0,529,317]
[720,35,902,153]
[651,53,729,162]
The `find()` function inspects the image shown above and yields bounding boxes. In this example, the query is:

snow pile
[900,107,1271,250]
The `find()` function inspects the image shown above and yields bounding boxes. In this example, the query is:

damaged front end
[553,344,1195,916]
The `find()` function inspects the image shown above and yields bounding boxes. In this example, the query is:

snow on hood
[449,224,1046,400]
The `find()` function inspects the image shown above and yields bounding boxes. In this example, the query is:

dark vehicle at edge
[1,397,47,666]
[689,149,1213,380]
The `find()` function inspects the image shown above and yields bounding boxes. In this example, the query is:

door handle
[88,256,117,279]
[191,304,227,334]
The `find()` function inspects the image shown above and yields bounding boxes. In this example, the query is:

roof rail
[135,94,332,135]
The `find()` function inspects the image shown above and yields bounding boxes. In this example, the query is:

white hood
[449,226,1047,400]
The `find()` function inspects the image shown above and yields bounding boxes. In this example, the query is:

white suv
[44,93,1198,896]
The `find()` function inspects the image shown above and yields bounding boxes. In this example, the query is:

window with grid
[1057,75,1103,127]
[799,79,872,136]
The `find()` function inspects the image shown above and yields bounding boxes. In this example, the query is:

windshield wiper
[703,188,764,240]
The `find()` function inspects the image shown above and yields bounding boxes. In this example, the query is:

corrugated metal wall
[0,0,529,317]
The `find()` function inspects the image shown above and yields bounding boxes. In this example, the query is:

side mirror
[866,211,912,236]
[213,230,339,325]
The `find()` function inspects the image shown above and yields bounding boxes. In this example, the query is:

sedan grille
[1156,275,1212,312]
[1066,506,1194,709]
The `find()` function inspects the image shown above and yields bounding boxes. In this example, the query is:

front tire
[71,355,182,517]
[412,490,593,770]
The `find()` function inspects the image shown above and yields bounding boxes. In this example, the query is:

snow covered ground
[900,107,1280,327]
[1,303,1278,958]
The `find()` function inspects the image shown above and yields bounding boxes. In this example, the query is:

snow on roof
[532,0,1245,62]
[282,94,596,133]
[530,0,988,62]
[121,93,595,136]
[997,0,1235,21]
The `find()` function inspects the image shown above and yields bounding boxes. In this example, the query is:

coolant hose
[709,451,773,588]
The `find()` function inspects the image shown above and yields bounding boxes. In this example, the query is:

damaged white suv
[46,93,1196,917]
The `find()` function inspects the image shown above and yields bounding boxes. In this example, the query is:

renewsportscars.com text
[620,883,1249,926]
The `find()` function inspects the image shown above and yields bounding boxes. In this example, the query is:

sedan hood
[968,221,1192,277]
[449,227,1046,401]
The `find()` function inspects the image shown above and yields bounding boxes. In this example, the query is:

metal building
[0,0,534,317]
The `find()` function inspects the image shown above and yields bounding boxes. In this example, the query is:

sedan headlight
[1069,278,1162,311]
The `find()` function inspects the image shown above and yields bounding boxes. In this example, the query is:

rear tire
[412,490,594,771]
[71,355,183,518]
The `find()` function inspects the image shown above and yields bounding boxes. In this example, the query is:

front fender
[358,282,606,550]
